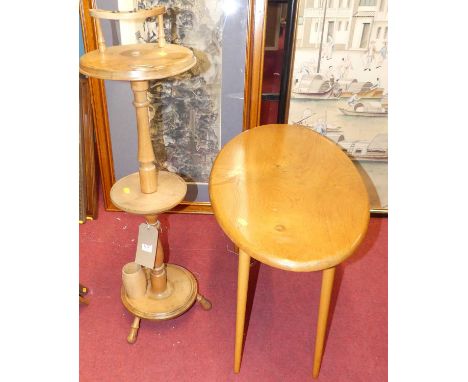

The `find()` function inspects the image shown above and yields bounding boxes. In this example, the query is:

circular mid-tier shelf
[79,43,196,81]
[121,264,198,321]
[111,171,187,215]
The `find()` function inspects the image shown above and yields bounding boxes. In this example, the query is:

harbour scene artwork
[288,0,388,210]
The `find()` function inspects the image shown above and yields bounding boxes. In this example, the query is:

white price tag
[134,223,159,268]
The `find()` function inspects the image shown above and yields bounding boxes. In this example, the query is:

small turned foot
[196,293,212,311]
[127,316,141,344]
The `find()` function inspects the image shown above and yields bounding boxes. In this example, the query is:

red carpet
[80,196,387,381]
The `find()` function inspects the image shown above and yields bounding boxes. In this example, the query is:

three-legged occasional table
[209,124,370,378]
[80,6,211,344]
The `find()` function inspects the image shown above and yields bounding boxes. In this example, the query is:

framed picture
[79,74,99,222]
[79,0,267,213]
[286,0,388,213]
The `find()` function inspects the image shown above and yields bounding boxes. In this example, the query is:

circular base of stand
[121,264,198,321]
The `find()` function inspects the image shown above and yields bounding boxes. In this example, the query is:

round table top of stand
[79,43,196,81]
[111,171,187,215]
[209,124,370,272]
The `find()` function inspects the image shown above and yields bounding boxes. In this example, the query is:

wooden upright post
[158,14,165,48]
[131,80,158,193]
[145,215,167,294]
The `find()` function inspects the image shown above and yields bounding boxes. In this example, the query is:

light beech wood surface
[79,43,196,81]
[121,264,198,321]
[209,124,370,272]
[110,171,187,215]
[88,6,168,52]
[89,7,165,20]
[80,5,211,344]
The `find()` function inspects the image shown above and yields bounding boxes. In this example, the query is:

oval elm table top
[209,124,370,272]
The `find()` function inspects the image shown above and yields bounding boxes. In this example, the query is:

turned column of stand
[131,80,167,296]
[79,6,211,345]
[132,80,158,193]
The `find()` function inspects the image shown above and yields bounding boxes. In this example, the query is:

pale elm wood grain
[209,124,370,272]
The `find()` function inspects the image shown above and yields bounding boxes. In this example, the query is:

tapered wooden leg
[234,249,251,373]
[312,267,336,378]
[127,316,141,344]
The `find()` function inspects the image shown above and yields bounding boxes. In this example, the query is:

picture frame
[285,0,388,214]
[79,0,267,213]
[79,73,99,221]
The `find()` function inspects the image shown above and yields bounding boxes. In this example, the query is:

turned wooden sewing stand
[80,6,211,344]
[209,124,370,378]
